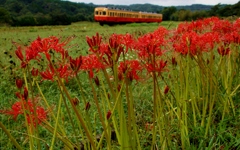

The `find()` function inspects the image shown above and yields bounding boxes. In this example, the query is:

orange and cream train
[94,7,163,25]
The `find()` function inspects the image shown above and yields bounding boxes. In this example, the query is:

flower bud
[85,102,91,111]
[15,78,23,89]
[106,110,111,120]
[72,97,79,106]
[164,85,170,95]
[24,87,28,100]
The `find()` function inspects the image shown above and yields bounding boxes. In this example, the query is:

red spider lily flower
[31,67,39,77]
[81,54,105,78]
[164,85,170,94]
[2,101,23,120]
[86,32,102,53]
[96,34,125,67]
[15,78,23,89]
[15,46,28,68]
[40,69,55,81]
[173,31,199,56]
[0,99,47,127]
[40,64,71,81]
[106,110,111,120]
[198,32,220,51]
[56,64,70,79]
[25,45,41,62]
[99,44,114,67]
[175,17,221,35]
[31,36,52,53]
[118,33,134,52]
[24,36,71,63]
[118,60,143,81]
[134,32,166,60]
[109,34,125,56]
[69,56,82,73]
[146,60,167,74]
[26,106,47,127]
[217,46,230,56]
[15,46,24,61]
[152,26,169,38]
[212,19,232,35]
[222,31,240,44]
[233,18,240,33]
[30,36,70,56]
[109,34,120,50]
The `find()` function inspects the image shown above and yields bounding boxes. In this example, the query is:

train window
[103,11,106,15]
[95,11,98,15]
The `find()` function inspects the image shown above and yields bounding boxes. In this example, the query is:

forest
[0,0,239,26]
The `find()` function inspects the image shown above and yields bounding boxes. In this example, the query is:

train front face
[94,7,109,23]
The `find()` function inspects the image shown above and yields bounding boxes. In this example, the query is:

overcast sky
[67,0,238,6]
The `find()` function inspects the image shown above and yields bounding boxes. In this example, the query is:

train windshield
[95,11,98,15]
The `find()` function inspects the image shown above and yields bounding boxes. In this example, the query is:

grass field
[0,19,239,150]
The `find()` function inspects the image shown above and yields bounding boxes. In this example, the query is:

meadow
[0,19,239,150]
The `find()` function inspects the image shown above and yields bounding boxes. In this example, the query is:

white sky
[67,0,238,6]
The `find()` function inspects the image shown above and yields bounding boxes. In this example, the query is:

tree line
[0,0,239,26]
[159,2,240,21]
[0,0,95,26]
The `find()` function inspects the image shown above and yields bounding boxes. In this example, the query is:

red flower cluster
[0,99,47,127]
[133,27,168,60]
[172,17,239,57]
[80,54,105,78]
[118,60,143,81]
[15,36,70,68]
[145,60,167,74]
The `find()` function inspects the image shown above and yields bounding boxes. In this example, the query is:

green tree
[50,12,71,25]
[208,3,221,16]
[191,11,208,20]
[11,15,36,26]
[35,13,52,25]
[161,6,177,21]
[0,7,11,23]
[171,9,191,21]
[6,1,24,14]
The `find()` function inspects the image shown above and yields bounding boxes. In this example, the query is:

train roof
[94,7,161,15]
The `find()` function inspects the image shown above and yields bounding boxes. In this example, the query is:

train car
[94,7,163,26]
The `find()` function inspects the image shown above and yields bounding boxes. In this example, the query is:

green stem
[49,91,63,150]
[57,77,97,150]
[75,74,87,105]
[26,65,41,150]
[88,76,111,149]
[0,122,23,150]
